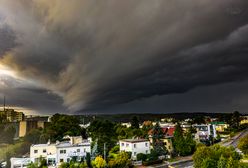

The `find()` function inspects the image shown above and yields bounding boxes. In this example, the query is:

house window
[146,150,148,154]
[134,152,136,156]
[60,150,66,154]
[126,143,129,147]
[84,148,86,152]
[34,150,38,154]
[145,143,148,147]
[60,159,63,162]
[67,158,70,163]
[121,143,124,146]
[77,149,80,152]
[134,144,136,148]
[43,149,46,153]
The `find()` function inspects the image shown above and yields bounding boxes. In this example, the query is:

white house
[56,141,91,165]
[30,143,57,163]
[119,139,150,160]
[194,124,217,141]
[29,136,91,166]
[10,158,34,168]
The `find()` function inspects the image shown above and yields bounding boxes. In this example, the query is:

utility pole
[3,95,5,112]
[104,143,106,161]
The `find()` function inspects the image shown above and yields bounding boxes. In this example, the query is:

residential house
[119,139,150,160]
[29,136,91,166]
[240,116,248,125]
[148,126,175,154]
[10,158,34,168]
[210,122,229,132]
[194,124,217,142]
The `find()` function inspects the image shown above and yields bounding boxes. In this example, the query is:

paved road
[171,161,194,168]
[229,128,248,148]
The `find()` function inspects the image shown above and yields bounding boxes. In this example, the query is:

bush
[136,153,147,161]
[109,146,119,154]
[147,150,159,161]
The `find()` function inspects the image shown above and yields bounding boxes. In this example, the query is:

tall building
[0,109,24,122]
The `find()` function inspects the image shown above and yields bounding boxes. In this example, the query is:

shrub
[136,153,147,161]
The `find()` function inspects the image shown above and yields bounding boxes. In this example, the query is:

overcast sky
[0,0,248,115]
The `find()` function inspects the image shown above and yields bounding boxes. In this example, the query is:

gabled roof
[120,139,149,143]
[148,127,175,137]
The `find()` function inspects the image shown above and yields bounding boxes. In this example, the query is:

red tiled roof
[166,127,175,136]
[148,127,175,137]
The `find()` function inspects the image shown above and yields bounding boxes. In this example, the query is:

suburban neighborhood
[1,109,248,168]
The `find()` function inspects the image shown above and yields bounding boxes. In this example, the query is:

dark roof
[120,139,149,143]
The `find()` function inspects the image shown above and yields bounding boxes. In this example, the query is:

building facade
[210,122,229,132]
[30,136,91,166]
[119,139,150,160]
[195,124,217,141]
[0,109,24,122]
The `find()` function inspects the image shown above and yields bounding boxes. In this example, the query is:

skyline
[1,0,248,115]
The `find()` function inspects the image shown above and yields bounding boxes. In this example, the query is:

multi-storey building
[0,109,24,122]
[30,136,91,166]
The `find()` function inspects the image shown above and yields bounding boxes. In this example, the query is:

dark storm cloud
[1,0,248,113]
[0,21,16,56]
[102,81,248,114]
[0,73,66,114]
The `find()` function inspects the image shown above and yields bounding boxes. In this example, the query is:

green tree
[131,116,139,129]
[88,120,117,155]
[226,156,239,168]
[231,111,241,129]
[108,152,130,168]
[217,155,227,168]
[201,158,217,168]
[193,145,241,168]
[136,153,147,161]
[193,116,205,124]
[45,114,84,142]
[173,123,190,156]
[91,156,106,168]
[142,121,153,138]
[185,130,196,153]
[151,122,167,155]
[86,152,92,168]
[24,128,47,144]
[173,123,196,156]
[238,134,248,155]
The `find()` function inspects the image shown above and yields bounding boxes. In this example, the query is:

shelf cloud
[0,0,248,114]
